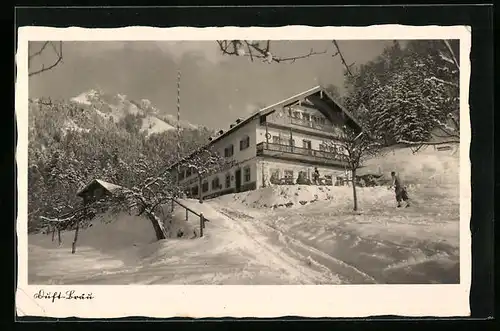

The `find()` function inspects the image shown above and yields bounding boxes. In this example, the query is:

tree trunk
[351,169,358,211]
[146,210,168,240]
[71,222,80,254]
[200,213,204,237]
[198,175,203,204]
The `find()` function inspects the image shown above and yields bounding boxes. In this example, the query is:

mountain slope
[68,89,197,136]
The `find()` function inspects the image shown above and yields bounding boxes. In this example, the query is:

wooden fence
[169,198,210,238]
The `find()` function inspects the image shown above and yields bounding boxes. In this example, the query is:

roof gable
[76,179,124,197]
[211,85,361,144]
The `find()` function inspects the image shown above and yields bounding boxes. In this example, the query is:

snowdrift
[29,212,157,254]
[215,185,358,210]
[359,145,459,185]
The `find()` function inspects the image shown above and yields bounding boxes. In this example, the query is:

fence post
[71,222,80,254]
[57,228,62,246]
[200,213,204,237]
[186,208,188,222]
[171,198,175,213]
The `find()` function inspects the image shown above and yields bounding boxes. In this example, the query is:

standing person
[389,171,410,208]
[313,167,320,185]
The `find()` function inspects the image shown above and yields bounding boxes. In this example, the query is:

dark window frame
[212,176,220,190]
[244,166,251,182]
[240,135,250,150]
[224,144,234,157]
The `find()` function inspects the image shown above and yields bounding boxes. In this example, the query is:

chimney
[236,118,242,124]
[219,130,224,135]
[230,124,235,129]
[208,137,213,141]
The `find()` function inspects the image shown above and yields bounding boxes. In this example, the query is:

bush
[296,172,312,185]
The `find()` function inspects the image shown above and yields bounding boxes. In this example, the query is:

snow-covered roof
[76,179,124,197]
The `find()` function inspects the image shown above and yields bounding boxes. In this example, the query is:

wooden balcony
[256,142,349,168]
[263,116,345,140]
[289,117,336,132]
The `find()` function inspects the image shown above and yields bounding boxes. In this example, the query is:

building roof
[165,85,362,171]
[76,178,125,197]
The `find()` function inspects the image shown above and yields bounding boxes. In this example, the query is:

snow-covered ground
[28,185,459,285]
[28,147,460,285]
[211,184,460,284]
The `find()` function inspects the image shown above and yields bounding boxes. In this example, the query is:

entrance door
[235,168,242,192]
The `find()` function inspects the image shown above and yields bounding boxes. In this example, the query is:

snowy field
[27,146,461,285]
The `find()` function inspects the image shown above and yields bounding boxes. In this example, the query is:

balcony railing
[256,142,349,166]
[264,113,345,138]
[290,117,336,132]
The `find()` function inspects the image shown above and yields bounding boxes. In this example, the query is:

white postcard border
[16,25,472,318]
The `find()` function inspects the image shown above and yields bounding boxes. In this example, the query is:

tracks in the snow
[217,208,331,284]
[217,207,378,284]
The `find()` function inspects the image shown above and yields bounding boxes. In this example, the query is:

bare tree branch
[332,40,355,77]
[397,139,459,146]
[28,41,63,77]
[443,39,460,71]
[216,40,328,63]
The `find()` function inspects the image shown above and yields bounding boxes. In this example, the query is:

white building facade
[172,86,362,200]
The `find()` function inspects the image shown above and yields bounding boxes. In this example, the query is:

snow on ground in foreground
[210,184,460,284]
[28,202,335,285]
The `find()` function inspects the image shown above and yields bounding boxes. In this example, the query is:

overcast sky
[28,40,394,130]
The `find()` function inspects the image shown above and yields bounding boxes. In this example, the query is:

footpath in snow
[28,199,340,285]
[210,183,460,284]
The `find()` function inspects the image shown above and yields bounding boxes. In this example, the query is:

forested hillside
[27,94,214,233]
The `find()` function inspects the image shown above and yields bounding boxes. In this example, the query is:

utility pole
[176,70,182,198]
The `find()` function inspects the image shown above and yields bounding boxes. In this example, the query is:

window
[284,170,294,178]
[302,140,312,149]
[244,166,251,182]
[212,177,220,190]
[240,135,250,150]
[319,144,327,151]
[272,136,281,144]
[191,185,199,196]
[303,113,311,122]
[292,111,301,119]
[225,173,231,188]
[202,181,209,193]
[224,144,234,157]
[270,169,280,184]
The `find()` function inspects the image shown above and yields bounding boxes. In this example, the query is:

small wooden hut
[76,179,124,205]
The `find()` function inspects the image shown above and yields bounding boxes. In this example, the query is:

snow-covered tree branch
[178,144,235,203]
[343,40,460,149]
[323,124,384,211]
